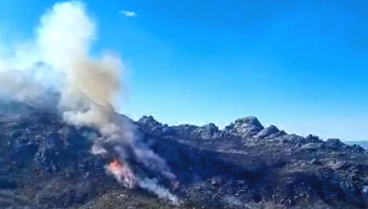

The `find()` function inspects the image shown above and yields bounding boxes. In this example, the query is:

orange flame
[109,158,122,171]
[107,158,136,188]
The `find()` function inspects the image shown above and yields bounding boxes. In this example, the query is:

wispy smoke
[138,178,179,205]
[0,62,59,107]
[0,0,178,204]
[0,69,45,103]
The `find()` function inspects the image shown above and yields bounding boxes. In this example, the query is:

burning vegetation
[106,158,136,189]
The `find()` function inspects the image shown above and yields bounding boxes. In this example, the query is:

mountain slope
[0,102,367,209]
[347,141,368,149]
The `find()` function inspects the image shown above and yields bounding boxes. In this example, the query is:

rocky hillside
[0,101,367,209]
[347,141,368,150]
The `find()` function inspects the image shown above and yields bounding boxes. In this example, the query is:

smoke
[35,1,121,128]
[0,69,46,102]
[0,0,178,204]
[138,178,179,205]
[0,62,59,108]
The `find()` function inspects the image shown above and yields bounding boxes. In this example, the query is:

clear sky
[0,0,367,140]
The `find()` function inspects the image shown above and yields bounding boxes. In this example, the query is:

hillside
[0,100,367,209]
[347,142,368,149]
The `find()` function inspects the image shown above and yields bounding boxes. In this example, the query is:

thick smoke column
[36,1,121,129]
[0,1,178,204]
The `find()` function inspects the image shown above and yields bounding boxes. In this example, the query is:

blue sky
[1,0,367,140]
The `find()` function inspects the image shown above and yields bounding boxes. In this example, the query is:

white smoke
[35,1,121,128]
[0,62,59,107]
[0,69,46,102]
[138,178,179,205]
[0,0,178,204]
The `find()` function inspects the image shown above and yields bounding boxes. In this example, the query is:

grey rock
[225,116,264,137]
[325,138,347,151]
[305,134,322,143]
[300,143,322,151]
[255,125,280,139]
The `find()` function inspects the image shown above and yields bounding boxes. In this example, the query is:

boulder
[255,125,280,139]
[225,116,264,138]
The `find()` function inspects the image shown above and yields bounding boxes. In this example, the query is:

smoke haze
[0,0,178,204]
